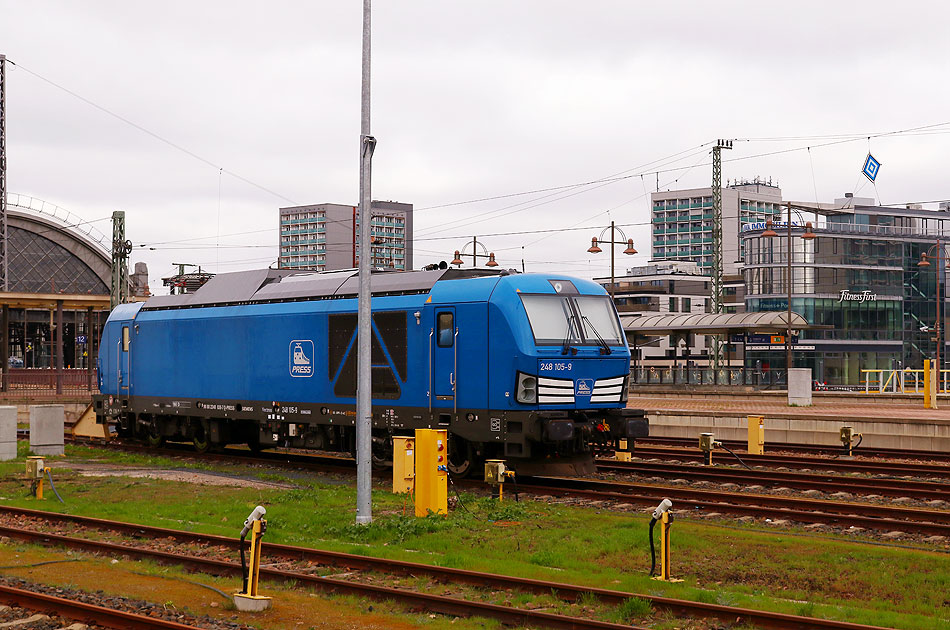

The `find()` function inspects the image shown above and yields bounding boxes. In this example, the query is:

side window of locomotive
[437,312,454,347]
[122,326,130,352]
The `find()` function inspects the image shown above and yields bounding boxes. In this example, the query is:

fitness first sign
[838,290,877,303]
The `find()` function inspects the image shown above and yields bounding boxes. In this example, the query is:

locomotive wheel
[193,426,210,454]
[145,428,164,448]
[142,418,164,448]
[447,435,478,478]
[371,434,393,470]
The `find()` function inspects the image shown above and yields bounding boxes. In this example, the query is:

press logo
[575,378,593,397]
[290,340,314,377]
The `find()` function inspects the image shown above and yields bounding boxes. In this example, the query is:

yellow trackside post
[615,438,632,462]
[652,511,683,583]
[747,416,764,455]
[414,429,448,517]
[247,519,264,597]
[930,359,939,409]
[392,437,415,494]
[699,433,714,465]
[26,457,45,500]
[924,359,938,409]
[234,518,271,611]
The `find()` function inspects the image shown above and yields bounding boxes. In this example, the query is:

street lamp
[917,244,948,383]
[452,237,498,268]
[587,221,637,298]
[762,201,816,376]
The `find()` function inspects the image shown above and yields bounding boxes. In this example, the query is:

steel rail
[0,509,891,630]
[0,583,203,630]
[637,436,950,463]
[624,447,950,477]
[596,460,950,500]
[513,477,950,535]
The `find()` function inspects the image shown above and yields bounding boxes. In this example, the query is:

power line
[6,58,300,205]
[414,142,713,212]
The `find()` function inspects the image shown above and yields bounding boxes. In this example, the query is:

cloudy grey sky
[2,1,949,293]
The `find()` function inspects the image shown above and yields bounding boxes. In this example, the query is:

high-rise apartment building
[279,200,413,271]
[651,181,784,273]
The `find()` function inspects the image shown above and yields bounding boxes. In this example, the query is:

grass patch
[609,597,652,623]
[0,442,947,630]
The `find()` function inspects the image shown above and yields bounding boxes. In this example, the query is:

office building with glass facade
[742,198,950,384]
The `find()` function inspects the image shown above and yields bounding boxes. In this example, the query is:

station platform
[629,391,950,452]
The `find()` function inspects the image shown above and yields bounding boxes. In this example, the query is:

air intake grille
[538,376,574,405]
[590,376,625,404]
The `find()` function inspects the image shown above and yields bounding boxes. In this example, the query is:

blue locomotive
[93,267,648,475]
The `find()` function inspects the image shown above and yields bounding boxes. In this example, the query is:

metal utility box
[699,432,715,466]
[840,426,854,445]
[414,429,447,517]
[392,436,415,494]
[484,459,506,484]
[29,405,64,456]
[26,456,45,479]
[747,416,764,455]
[615,438,632,462]
[0,406,16,461]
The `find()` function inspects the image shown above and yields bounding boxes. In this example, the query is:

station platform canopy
[619,311,816,336]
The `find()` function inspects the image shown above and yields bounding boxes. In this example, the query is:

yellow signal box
[414,429,448,517]
[747,416,764,455]
[392,436,415,494]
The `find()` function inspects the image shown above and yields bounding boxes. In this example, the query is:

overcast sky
[2,1,949,293]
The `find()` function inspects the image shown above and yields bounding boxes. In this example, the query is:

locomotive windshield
[520,294,624,346]
[520,295,581,345]
[574,295,624,345]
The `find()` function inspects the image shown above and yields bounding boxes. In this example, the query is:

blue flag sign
[862,154,881,182]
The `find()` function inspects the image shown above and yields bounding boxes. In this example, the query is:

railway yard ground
[0,440,945,629]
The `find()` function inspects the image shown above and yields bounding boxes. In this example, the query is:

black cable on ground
[130,570,231,600]
[445,469,476,517]
[239,533,248,594]
[0,559,80,570]
[648,518,657,576]
[718,444,753,471]
[853,434,864,450]
[45,468,65,504]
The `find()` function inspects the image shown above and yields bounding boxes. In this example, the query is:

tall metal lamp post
[917,243,947,387]
[587,221,637,298]
[761,202,815,377]
[451,237,499,268]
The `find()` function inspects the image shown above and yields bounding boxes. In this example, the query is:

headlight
[516,372,537,404]
[621,375,629,403]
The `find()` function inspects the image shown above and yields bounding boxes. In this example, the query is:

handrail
[427,329,433,413]
[861,368,948,394]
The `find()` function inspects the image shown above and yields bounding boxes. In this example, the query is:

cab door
[432,308,457,409]
[118,324,131,394]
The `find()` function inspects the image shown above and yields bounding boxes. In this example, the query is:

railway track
[519,476,950,536]
[81,438,950,486]
[0,583,206,629]
[66,440,950,532]
[596,460,950,501]
[625,446,950,478]
[0,506,895,630]
[638,436,950,463]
